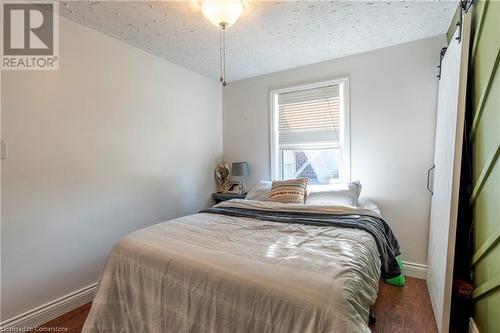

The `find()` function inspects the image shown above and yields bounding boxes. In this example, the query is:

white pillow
[305,181,362,206]
[245,181,272,201]
[358,196,381,215]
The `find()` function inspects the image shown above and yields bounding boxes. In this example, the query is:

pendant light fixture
[201,0,245,86]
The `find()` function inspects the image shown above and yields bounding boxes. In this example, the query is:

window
[270,78,350,185]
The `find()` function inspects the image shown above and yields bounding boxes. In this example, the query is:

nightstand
[212,192,247,203]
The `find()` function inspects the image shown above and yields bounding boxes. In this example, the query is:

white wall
[223,36,446,267]
[1,16,222,320]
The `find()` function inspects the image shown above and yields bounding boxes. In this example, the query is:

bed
[82,199,400,333]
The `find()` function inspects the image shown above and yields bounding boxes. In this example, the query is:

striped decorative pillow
[268,178,308,204]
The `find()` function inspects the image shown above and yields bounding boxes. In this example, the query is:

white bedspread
[82,200,381,333]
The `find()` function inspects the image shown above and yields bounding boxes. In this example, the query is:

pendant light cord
[219,23,227,86]
[219,24,223,83]
[223,24,227,86]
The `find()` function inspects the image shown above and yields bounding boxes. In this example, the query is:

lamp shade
[201,0,244,28]
[231,162,249,176]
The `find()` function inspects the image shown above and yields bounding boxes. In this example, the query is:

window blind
[277,84,341,149]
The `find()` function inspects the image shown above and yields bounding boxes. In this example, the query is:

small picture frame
[223,180,242,194]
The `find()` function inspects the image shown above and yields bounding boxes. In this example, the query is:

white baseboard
[0,283,97,331]
[402,261,428,279]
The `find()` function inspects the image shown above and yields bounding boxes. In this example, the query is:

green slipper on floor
[384,256,406,287]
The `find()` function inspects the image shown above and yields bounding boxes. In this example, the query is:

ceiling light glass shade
[201,0,244,27]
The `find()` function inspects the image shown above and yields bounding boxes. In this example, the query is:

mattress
[82,200,390,333]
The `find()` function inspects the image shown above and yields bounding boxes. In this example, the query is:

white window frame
[269,77,351,183]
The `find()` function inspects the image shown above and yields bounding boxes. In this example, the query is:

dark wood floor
[31,302,92,333]
[371,277,437,333]
[32,277,436,333]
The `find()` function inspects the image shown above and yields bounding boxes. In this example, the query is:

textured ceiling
[59,1,458,82]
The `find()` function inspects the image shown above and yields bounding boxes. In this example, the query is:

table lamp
[231,162,249,194]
